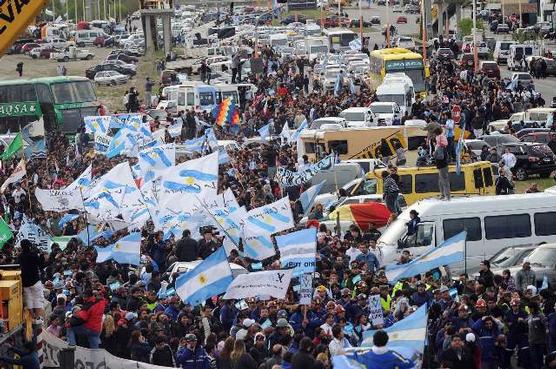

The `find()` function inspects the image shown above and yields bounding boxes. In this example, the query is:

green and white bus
[0,76,99,134]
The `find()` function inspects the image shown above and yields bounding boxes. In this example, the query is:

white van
[339,107,376,127]
[369,102,401,125]
[507,44,540,71]
[215,84,239,104]
[376,82,413,117]
[75,29,106,46]
[176,83,218,112]
[493,40,517,64]
[378,193,556,273]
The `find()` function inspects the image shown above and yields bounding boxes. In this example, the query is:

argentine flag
[95,232,141,265]
[334,73,342,97]
[299,180,326,214]
[361,304,427,354]
[289,119,308,144]
[138,144,176,183]
[175,247,233,306]
[58,213,80,229]
[65,165,92,193]
[385,232,466,283]
[276,228,317,277]
[84,116,110,135]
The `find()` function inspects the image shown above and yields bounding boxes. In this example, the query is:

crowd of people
[2,28,556,369]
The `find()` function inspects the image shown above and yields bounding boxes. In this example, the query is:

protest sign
[369,294,384,326]
[299,273,313,305]
[223,269,293,300]
[15,219,51,252]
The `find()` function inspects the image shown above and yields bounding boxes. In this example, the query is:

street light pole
[472,0,478,72]
[359,0,363,43]
[422,0,427,63]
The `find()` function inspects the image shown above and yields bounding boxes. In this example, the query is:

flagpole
[79,187,91,245]
[194,196,241,251]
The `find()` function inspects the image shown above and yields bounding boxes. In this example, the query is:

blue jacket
[356,348,414,369]
[472,319,500,360]
[356,252,380,272]
[289,310,322,337]
[548,312,556,341]
[176,346,209,369]
[410,291,431,307]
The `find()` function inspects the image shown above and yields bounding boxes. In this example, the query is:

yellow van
[343,161,496,205]
[299,126,408,162]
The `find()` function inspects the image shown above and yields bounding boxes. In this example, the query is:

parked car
[479,134,520,148]
[436,47,455,60]
[21,43,40,54]
[104,59,137,71]
[510,72,535,89]
[480,60,501,79]
[396,16,408,24]
[30,45,56,59]
[106,52,139,64]
[93,35,115,47]
[85,64,136,79]
[500,142,556,180]
[280,14,308,25]
[489,245,536,269]
[493,244,556,287]
[6,38,36,54]
[520,132,556,153]
[50,47,95,61]
[393,5,403,12]
[495,23,510,34]
[94,71,130,86]
[515,128,551,139]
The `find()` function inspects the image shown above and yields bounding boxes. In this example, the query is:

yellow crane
[0,0,48,56]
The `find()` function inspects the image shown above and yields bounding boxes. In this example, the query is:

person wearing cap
[198,228,219,259]
[177,334,210,369]
[472,315,500,369]
[516,261,537,292]
[478,260,495,289]
[266,318,291,351]
[249,332,268,365]
[505,298,529,366]
[452,304,473,331]
[357,330,414,369]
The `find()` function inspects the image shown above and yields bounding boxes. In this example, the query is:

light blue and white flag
[244,196,294,235]
[65,165,92,193]
[21,119,45,139]
[158,152,219,210]
[182,136,208,154]
[258,123,271,139]
[24,138,47,159]
[211,206,245,255]
[280,122,291,145]
[289,119,308,143]
[385,232,467,283]
[95,232,141,265]
[349,78,356,95]
[218,149,230,165]
[276,154,335,187]
[276,228,316,277]
[58,213,80,229]
[541,275,549,291]
[138,144,176,183]
[242,230,276,260]
[94,133,111,155]
[110,113,142,130]
[84,116,111,135]
[168,120,183,138]
[175,247,233,306]
[361,304,427,354]
[299,180,326,213]
[349,37,362,51]
[334,73,342,97]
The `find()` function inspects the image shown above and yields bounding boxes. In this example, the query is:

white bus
[323,28,357,53]
[378,193,556,273]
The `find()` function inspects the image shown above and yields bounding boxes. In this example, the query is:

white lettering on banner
[94,133,111,153]
[42,330,175,369]
[35,188,84,212]
[275,155,334,186]
[15,219,51,252]
[369,294,384,326]
[299,273,313,305]
[223,269,293,300]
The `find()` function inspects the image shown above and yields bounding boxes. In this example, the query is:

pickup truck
[50,47,95,61]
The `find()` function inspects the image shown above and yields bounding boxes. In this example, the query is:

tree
[458,18,483,37]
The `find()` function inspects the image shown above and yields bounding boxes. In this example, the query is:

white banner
[275,154,334,187]
[15,219,51,252]
[299,273,313,305]
[94,133,111,154]
[35,188,84,212]
[42,330,175,369]
[369,294,384,326]
[223,269,293,300]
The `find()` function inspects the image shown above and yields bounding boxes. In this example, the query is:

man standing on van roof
[516,261,536,292]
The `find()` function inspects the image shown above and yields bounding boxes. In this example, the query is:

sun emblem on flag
[263,215,272,223]
[198,273,208,285]
[114,243,121,250]
[185,177,196,185]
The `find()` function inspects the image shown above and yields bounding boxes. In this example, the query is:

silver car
[94,71,129,86]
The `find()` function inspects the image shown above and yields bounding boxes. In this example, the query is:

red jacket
[75,297,107,334]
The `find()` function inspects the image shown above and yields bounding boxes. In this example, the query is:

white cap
[466,333,476,343]
[527,285,538,295]
[243,318,256,328]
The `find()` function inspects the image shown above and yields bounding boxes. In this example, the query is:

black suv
[500,143,556,180]
[85,64,136,80]
[106,52,139,64]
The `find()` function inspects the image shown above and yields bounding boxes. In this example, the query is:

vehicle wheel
[78,42,85,47]
[32,55,37,59]
[111,81,117,86]
[63,56,69,62]
[86,54,93,60]
[540,172,551,178]
[515,168,528,181]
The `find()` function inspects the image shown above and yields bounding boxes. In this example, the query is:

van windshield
[501,43,512,51]
[378,216,409,245]
[377,94,405,107]
[370,105,394,114]
[199,92,214,106]
[343,112,366,121]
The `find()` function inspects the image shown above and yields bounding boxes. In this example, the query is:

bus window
[178,92,186,106]
[51,81,96,103]
[0,84,36,102]
[415,173,439,193]
[443,217,482,241]
[483,167,493,187]
[187,92,195,106]
[328,140,348,155]
[473,168,483,189]
[361,179,377,194]
[304,142,316,154]
[399,174,412,194]
[199,92,214,106]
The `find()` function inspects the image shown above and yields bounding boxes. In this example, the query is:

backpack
[433,146,446,161]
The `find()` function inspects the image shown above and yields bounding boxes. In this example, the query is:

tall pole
[52,0,56,20]
[472,0,478,72]
[518,1,522,27]
[359,0,363,43]
[66,0,69,20]
[386,2,391,47]
[338,0,341,17]
[421,0,427,64]
[320,0,324,32]
[97,0,100,19]
[501,0,505,20]
[118,0,121,22]
[82,0,85,21]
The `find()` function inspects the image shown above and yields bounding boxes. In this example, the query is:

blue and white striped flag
[58,213,80,229]
[110,114,142,130]
[258,123,271,139]
[334,73,342,96]
[299,180,326,213]
[385,232,467,283]
[244,196,294,235]
[175,247,233,306]
[84,116,110,135]
[95,232,141,265]
[361,304,427,354]
[276,228,316,277]
[289,119,308,143]
[65,165,92,193]
[138,144,176,183]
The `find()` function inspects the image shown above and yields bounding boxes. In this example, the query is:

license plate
[543,157,551,162]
